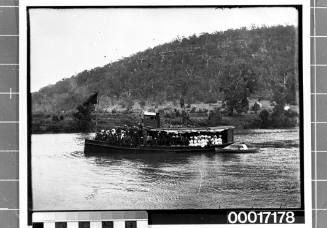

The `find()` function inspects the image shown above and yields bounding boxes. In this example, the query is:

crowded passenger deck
[84,111,235,154]
[84,125,235,154]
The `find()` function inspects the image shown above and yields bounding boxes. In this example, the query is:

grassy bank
[32,112,256,134]
[31,99,299,134]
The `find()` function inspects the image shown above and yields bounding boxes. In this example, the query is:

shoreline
[31,127,300,135]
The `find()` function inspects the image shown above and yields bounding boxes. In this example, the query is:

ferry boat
[84,126,235,154]
[84,111,257,154]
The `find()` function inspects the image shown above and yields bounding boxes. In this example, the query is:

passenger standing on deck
[142,128,147,145]
[217,136,222,145]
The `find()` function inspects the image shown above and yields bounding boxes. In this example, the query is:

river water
[32,128,301,210]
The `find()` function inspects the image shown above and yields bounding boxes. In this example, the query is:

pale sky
[29,7,298,92]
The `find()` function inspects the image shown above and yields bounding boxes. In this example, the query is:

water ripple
[32,129,301,210]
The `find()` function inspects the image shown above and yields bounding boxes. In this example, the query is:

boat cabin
[147,126,234,147]
[143,111,160,128]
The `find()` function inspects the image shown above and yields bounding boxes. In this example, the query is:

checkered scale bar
[32,211,148,228]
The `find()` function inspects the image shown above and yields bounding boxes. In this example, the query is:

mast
[95,94,98,132]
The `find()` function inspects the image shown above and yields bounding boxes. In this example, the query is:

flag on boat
[83,92,98,106]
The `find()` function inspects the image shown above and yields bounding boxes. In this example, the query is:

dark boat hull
[84,139,232,154]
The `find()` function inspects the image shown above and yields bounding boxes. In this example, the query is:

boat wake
[251,140,299,148]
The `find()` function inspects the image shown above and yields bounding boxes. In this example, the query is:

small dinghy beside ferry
[215,143,259,153]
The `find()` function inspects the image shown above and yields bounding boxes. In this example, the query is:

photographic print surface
[29,7,302,210]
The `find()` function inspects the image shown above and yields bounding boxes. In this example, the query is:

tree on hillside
[73,92,98,132]
[218,39,257,115]
[31,26,298,114]
[261,26,298,106]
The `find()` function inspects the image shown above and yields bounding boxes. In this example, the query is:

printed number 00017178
[227,211,295,224]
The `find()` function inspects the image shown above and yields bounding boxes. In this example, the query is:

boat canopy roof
[143,111,157,116]
[149,126,234,134]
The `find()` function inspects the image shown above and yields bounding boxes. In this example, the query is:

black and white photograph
[28,6,303,212]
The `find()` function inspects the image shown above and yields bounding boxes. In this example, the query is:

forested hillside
[32,25,298,114]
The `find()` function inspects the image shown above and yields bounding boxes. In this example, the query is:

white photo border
[19,0,311,227]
